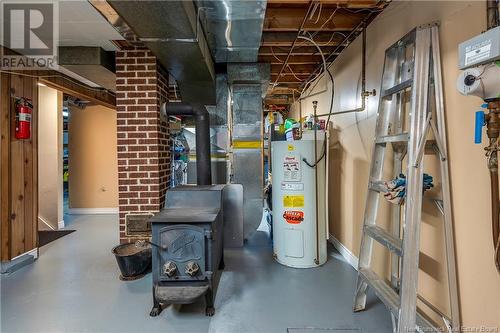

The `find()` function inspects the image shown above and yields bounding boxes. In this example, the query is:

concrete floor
[1,214,392,333]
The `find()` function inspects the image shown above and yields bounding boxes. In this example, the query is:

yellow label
[287,144,295,151]
[283,195,305,208]
[233,140,261,149]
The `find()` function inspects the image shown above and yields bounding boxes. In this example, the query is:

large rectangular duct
[108,0,216,108]
[58,46,116,91]
[227,63,270,239]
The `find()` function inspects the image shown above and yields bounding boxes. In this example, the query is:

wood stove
[148,185,225,316]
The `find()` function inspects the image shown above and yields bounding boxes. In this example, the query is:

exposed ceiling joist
[260,54,327,64]
[260,0,388,107]
[266,0,381,8]
[263,7,367,31]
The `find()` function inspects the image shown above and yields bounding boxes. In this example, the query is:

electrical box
[458,26,500,69]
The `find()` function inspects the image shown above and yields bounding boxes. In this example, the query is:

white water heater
[271,131,328,268]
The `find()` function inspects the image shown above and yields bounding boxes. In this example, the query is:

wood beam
[263,7,365,31]
[259,45,341,55]
[39,75,115,109]
[265,97,292,105]
[266,0,380,8]
[271,75,304,83]
[271,63,319,72]
[259,54,324,64]
[262,31,347,47]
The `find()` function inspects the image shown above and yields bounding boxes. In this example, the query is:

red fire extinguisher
[15,97,32,140]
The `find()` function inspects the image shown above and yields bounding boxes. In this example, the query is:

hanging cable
[270,46,285,63]
[287,64,305,82]
[296,35,334,168]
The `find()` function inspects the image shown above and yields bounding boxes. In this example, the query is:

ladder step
[375,133,409,144]
[358,268,400,315]
[368,180,387,193]
[433,199,444,215]
[364,225,402,256]
[382,79,413,97]
[358,268,440,333]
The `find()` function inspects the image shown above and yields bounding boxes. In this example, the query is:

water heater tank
[271,131,328,268]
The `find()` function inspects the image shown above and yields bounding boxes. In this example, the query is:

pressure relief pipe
[160,103,212,185]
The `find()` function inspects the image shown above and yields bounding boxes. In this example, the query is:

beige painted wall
[290,0,500,328]
[38,86,63,230]
[68,104,118,209]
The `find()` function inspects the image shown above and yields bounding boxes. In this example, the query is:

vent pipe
[161,103,212,185]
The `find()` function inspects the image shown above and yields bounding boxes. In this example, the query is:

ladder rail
[353,24,460,333]
[397,25,432,333]
[353,37,402,312]
[429,25,461,331]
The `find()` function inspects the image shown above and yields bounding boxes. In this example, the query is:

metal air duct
[161,103,212,185]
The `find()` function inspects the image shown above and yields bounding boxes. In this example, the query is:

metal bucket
[112,242,152,281]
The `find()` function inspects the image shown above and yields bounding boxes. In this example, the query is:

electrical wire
[270,46,285,63]
[287,64,305,82]
[296,35,334,168]
[313,2,322,24]
[294,6,340,50]
[340,7,383,14]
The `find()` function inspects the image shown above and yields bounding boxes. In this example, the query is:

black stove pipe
[161,103,212,185]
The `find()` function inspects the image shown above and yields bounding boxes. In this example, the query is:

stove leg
[150,287,164,317]
[205,288,215,316]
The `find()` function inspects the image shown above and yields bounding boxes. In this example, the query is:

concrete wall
[68,104,118,210]
[290,1,499,328]
[38,86,63,230]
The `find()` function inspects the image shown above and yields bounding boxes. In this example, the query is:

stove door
[158,225,206,281]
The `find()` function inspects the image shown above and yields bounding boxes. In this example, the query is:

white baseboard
[11,247,38,261]
[329,234,359,270]
[67,208,118,215]
[58,220,65,229]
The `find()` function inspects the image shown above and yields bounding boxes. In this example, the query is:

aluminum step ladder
[352,24,460,333]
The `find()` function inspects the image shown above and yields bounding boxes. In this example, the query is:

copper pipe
[487,0,500,29]
[313,100,320,265]
[485,100,500,272]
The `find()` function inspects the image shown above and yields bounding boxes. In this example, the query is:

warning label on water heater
[283,195,305,208]
[283,154,301,182]
[283,210,304,224]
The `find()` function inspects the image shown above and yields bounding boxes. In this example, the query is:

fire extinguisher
[15,97,33,140]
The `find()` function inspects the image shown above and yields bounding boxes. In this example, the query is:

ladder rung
[368,180,387,193]
[358,268,440,333]
[382,79,413,97]
[375,133,409,144]
[364,225,402,256]
[358,268,400,315]
[433,199,444,215]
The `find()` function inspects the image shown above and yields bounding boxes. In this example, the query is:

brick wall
[115,48,170,243]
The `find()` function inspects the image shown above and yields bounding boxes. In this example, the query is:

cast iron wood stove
[148,185,225,316]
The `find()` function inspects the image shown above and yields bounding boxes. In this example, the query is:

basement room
[1,0,499,332]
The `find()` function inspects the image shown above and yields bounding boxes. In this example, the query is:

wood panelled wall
[0,73,38,261]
